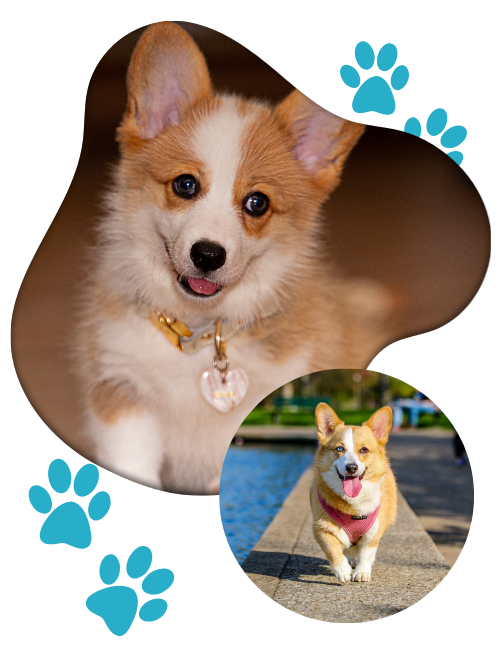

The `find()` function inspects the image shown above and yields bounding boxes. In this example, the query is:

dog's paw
[330,559,352,584]
[352,567,371,582]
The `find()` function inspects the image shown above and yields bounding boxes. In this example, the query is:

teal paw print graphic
[340,41,424,137]
[340,41,500,213]
[28,458,150,573]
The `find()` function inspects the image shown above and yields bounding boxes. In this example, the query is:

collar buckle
[150,310,193,351]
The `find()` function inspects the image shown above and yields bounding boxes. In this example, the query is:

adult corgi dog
[311,404,397,583]
[78,22,389,495]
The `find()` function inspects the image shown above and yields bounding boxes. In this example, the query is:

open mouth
[177,275,222,298]
[336,466,366,498]
[164,242,223,298]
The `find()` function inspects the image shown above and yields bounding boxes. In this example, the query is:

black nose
[345,463,358,474]
[190,240,226,273]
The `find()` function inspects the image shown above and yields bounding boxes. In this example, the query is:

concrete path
[240,422,500,623]
[242,467,449,623]
[238,426,472,566]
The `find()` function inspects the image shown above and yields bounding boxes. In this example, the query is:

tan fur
[76,22,393,494]
[311,404,397,583]
[91,379,141,424]
[275,90,365,194]
[234,106,312,237]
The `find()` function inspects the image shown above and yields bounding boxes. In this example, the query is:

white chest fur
[92,310,311,492]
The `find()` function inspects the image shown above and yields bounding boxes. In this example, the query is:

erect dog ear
[315,403,343,446]
[119,22,211,143]
[365,407,393,445]
[275,90,364,193]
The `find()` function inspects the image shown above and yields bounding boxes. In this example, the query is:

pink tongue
[187,277,219,296]
[343,476,362,498]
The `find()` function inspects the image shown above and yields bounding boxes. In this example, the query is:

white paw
[352,567,371,582]
[330,559,352,584]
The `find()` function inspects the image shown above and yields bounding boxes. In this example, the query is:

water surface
[220,443,315,564]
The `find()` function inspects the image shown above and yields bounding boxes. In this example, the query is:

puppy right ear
[365,407,393,445]
[315,403,343,446]
[275,90,364,194]
[119,22,211,143]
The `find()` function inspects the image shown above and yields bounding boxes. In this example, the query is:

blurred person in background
[453,432,467,467]
[391,391,438,432]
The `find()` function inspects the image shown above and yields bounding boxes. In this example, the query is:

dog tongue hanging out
[311,404,398,583]
[343,473,363,498]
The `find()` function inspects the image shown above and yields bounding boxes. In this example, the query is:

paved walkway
[242,467,449,623]
[238,426,473,566]
[386,430,472,566]
[242,422,500,623]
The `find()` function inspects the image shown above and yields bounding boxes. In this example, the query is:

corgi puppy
[77,22,390,495]
[311,404,397,583]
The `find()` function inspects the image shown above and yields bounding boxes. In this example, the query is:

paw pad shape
[404,108,467,165]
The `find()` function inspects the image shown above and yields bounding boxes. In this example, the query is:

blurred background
[241,369,453,427]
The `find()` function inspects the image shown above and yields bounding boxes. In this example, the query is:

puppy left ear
[275,90,364,193]
[365,407,393,445]
[315,403,343,446]
[119,22,212,144]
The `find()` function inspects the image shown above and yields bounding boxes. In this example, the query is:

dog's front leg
[351,538,379,582]
[88,409,164,490]
[344,544,358,568]
[314,525,351,584]
[87,379,165,489]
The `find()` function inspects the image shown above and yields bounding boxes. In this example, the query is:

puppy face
[315,404,392,499]
[149,97,312,295]
[103,23,363,325]
[114,96,315,320]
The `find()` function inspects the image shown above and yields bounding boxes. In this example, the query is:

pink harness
[317,491,380,544]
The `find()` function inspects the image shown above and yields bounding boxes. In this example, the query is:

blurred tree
[263,370,417,408]
[388,377,415,398]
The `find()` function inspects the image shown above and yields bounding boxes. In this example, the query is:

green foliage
[242,406,454,429]
[242,408,273,425]
[388,378,415,398]
[278,411,316,426]
[336,410,375,425]
[262,370,419,408]
[417,412,454,429]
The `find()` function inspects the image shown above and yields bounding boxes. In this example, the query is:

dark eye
[360,447,369,454]
[243,192,269,217]
[173,174,198,198]
[335,446,344,453]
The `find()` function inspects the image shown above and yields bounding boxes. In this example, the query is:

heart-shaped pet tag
[200,367,249,413]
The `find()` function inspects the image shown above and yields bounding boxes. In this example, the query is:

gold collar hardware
[214,317,227,358]
[150,310,193,351]
[146,298,278,355]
